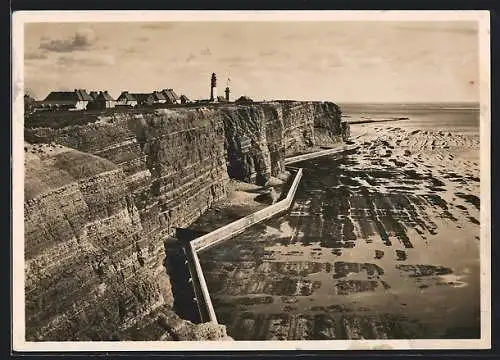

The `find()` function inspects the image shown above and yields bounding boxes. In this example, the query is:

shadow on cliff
[163,228,208,324]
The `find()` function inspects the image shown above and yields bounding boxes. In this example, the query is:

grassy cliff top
[24,142,118,201]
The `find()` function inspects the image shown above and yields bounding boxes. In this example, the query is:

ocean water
[341,103,480,134]
[197,105,481,340]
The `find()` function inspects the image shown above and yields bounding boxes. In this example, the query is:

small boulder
[254,187,279,205]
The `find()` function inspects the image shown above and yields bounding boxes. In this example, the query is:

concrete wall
[186,242,219,324]
[187,167,303,324]
[192,167,303,252]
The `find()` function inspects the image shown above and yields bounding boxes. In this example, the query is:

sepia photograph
[12,10,490,351]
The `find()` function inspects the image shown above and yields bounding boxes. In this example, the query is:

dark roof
[180,95,190,102]
[24,94,36,103]
[75,89,93,101]
[44,89,92,102]
[117,91,137,101]
[235,95,253,103]
[89,91,99,101]
[161,89,180,102]
[44,91,78,102]
[96,91,115,101]
[152,91,166,101]
[131,93,154,103]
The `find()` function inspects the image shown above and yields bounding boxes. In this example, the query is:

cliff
[23,101,346,341]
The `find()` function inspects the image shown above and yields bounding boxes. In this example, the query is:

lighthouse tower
[210,73,217,102]
[225,78,231,102]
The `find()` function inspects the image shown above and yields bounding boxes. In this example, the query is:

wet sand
[198,121,480,340]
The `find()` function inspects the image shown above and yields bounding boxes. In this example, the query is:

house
[87,90,115,109]
[116,91,138,107]
[180,95,190,104]
[89,91,99,101]
[95,91,116,109]
[42,89,92,110]
[24,94,37,113]
[235,95,253,104]
[151,91,167,104]
[161,89,180,104]
[217,96,227,103]
[132,93,155,107]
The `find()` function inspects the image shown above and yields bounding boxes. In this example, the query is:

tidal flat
[198,112,480,340]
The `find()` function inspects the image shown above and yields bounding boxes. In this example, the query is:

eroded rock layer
[220,101,343,185]
[23,101,345,341]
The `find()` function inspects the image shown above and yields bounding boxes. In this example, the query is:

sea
[339,102,480,133]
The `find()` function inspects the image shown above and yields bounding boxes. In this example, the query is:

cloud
[200,48,212,56]
[121,46,137,55]
[394,23,478,35]
[220,55,253,64]
[56,53,115,67]
[39,28,98,53]
[136,36,150,42]
[140,23,175,30]
[25,50,47,60]
[259,50,277,57]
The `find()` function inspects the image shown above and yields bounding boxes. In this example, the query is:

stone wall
[23,101,346,341]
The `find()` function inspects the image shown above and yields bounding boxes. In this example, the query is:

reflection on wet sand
[198,124,480,340]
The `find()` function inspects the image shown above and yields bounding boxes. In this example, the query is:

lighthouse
[210,73,217,102]
[225,78,231,102]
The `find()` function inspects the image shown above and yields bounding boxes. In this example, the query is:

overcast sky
[24,21,479,103]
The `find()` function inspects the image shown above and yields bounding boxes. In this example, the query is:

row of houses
[32,88,191,111]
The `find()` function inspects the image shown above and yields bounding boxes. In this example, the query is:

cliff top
[24,100,340,130]
[24,142,117,201]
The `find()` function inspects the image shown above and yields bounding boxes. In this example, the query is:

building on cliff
[180,94,191,104]
[152,91,167,104]
[116,91,138,107]
[42,89,92,110]
[210,73,217,102]
[95,91,116,109]
[89,91,99,101]
[235,95,253,104]
[24,94,37,114]
[161,89,180,104]
[87,91,116,110]
[131,93,155,107]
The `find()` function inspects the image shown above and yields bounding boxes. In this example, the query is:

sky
[23,21,479,103]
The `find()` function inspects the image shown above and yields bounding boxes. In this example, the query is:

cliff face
[220,101,343,185]
[23,101,345,341]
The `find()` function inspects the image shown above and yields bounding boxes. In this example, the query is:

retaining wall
[192,167,303,252]
[186,167,303,324]
[185,241,218,324]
